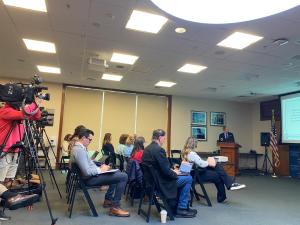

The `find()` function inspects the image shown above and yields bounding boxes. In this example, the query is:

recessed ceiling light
[155,81,176,87]
[217,32,263,49]
[126,10,168,34]
[23,39,56,53]
[110,52,139,65]
[37,65,61,74]
[3,0,47,12]
[102,73,123,81]
[178,63,207,74]
[175,27,186,34]
[150,0,300,24]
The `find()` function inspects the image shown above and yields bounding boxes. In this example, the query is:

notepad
[179,162,192,174]
[98,169,119,175]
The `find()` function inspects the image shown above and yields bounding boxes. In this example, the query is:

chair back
[170,149,181,158]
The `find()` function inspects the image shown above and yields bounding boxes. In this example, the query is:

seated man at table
[70,128,129,217]
[182,137,246,203]
[142,129,197,218]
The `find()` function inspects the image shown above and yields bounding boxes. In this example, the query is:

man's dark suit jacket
[141,141,177,200]
[219,132,235,143]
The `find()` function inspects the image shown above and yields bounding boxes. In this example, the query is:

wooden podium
[217,142,241,177]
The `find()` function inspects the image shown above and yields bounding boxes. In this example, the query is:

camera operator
[0,99,42,189]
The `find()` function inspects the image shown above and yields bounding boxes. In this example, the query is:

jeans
[85,171,128,207]
[176,175,193,209]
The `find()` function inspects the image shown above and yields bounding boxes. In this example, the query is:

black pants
[85,171,128,207]
[198,164,233,202]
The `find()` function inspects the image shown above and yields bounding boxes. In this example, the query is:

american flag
[270,111,280,167]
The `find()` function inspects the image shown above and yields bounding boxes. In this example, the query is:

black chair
[67,164,100,217]
[138,163,175,222]
[170,150,181,158]
[116,154,125,171]
[190,167,212,207]
[125,160,143,206]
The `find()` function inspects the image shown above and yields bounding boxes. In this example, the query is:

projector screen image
[281,92,300,143]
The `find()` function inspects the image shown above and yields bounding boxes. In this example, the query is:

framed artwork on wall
[210,112,226,126]
[191,126,207,141]
[191,111,207,126]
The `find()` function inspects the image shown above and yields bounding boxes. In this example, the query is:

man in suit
[142,129,197,218]
[219,126,235,142]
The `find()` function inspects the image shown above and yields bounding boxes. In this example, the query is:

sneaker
[230,183,246,191]
[0,211,11,221]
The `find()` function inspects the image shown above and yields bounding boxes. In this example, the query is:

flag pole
[271,109,278,178]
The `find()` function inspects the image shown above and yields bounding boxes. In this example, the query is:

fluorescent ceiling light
[102,73,123,81]
[37,65,61,74]
[155,81,176,87]
[23,39,56,53]
[110,53,139,65]
[178,63,207,74]
[126,10,168,33]
[150,0,300,24]
[217,32,263,49]
[3,0,47,12]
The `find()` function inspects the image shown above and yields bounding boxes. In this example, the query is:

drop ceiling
[0,0,300,102]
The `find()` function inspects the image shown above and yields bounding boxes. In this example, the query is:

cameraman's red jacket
[0,103,41,153]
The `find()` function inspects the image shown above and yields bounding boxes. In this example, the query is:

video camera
[36,107,54,127]
[0,75,50,104]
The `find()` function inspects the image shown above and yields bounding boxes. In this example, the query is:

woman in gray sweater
[182,137,246,203]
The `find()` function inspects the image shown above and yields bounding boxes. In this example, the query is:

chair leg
[68,186,77,218]
[81,186,98,217]
[199,182,212,207]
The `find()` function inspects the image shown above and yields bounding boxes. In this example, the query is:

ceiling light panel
[110,53,139,65]
[155,81,176,87]
[23,39,56,53]
[37,65,61,74]
[217,32,263,50]
[126,10,168,34]
[3,0,47,12]
[102,73,123,81]
[178,64,207,74]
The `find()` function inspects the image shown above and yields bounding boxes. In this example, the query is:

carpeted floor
[4,171,300,225]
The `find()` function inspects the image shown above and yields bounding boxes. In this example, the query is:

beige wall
[171,96,254,153]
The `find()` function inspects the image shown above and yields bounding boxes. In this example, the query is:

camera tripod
[0,119,58,225]
[261,145,274,175]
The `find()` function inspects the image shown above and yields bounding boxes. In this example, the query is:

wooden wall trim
[167,95,172,156]
[56,84,66,166]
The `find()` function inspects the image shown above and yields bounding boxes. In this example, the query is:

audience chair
[170,149,181,158]
[115,154,125,171]
[125,160,143,206]
[67,164,100,218]
[138,163,175,222]
[190,167,212,207]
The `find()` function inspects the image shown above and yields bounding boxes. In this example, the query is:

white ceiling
[1,0,300,102]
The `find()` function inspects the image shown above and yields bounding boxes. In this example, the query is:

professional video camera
[0,75,50,104]
[36,107,54,127]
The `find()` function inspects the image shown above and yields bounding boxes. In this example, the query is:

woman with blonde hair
[182,137,246,203]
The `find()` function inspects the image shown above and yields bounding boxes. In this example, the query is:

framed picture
[191,111,207,125]
[191,126,207,141]
[210,112,226,126]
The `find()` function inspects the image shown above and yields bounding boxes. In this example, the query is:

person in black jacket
[218,126,235,143]
[102,133,116,166]
[142,129,197,218]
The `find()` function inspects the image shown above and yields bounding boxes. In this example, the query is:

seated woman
[123,135,134,159]
[102,133,116,166]
[130,136,145,163]
[62,134,72,157]
[182,137,246,203]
